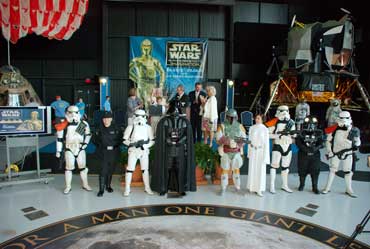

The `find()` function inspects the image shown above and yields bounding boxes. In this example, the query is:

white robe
[247,123,270,192]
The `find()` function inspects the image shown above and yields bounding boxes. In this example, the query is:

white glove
[81,143,87,150]
[56,152,61,158]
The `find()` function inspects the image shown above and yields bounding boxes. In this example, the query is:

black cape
[150,114,196,194]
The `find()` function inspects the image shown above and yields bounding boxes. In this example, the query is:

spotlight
[99,77,108,85]
[227,79,234,87]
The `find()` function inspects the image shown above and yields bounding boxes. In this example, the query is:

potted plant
[194,143,219,184]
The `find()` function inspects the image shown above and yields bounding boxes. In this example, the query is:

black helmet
[302,116,318,131]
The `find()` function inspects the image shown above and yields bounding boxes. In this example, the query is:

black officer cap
[102,111,113,119]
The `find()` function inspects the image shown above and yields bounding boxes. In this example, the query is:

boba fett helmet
[225,108,238,124]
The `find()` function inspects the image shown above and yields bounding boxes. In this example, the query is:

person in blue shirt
[76,97,86,119]
[50,96,70,124]
[104,96,111,112]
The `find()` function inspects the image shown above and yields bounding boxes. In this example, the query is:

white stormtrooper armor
[56,105,92,194]
[323,111,361,197]
[268,105,296,194]
[326,98,342,127]
[123,109,155,196]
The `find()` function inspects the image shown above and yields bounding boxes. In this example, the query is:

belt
[224,146,240,153]
[104,145,119,151]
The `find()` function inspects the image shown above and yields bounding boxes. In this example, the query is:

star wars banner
[129,36,208,103]
[0,107,51,135]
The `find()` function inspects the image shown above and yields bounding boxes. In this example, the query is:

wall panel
[44,60,74,78]
[169,7,199,37]
[108,5,136,37]
[136,6,169,36]
[13,60,43,78]
[207,40,225,79]
[200,7,225,39]
[110,79,129,111]
[107,38,129,78]
[74,60,99,79]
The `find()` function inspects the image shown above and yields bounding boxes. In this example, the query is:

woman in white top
[247,114,270,197]
[201,86,218,147]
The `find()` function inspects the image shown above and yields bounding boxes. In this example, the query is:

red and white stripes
[0,0,89,43]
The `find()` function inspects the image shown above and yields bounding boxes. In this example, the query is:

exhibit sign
[0,106,52,136]
[129,36,208,102]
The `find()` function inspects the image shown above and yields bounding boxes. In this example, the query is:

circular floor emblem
[0,204,368,249]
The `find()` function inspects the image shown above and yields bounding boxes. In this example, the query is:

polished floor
[0,154,369,247]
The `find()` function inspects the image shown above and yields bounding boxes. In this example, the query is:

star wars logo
[0,110,21,118]
[166,42,203,67]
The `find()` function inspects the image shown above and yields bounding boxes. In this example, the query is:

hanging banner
[129,36,208,104]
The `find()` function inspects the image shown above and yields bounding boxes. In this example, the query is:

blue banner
[129,36,208,104]
[0,107,51,135]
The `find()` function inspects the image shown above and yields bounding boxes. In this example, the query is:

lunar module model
[0,65,42,106]
[265,9,370,113]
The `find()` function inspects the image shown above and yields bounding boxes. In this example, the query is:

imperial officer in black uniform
[93,111,123,197]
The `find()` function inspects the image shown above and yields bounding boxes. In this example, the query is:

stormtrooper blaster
[326,147,359,161]
[277,129,300,137]
[128,139,150,150]
[58,150,65,171]
[348,127,360,141]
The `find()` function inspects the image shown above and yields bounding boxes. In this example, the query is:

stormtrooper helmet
[302,116,318,132]
[65,106,81,123]
[275,105,290,121]
[225,108,238,124]
[337,111,352,128]
[133,109,147,126]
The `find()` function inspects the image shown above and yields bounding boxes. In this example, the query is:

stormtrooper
[295,99,310,130]
[325,98,342,127]
[266,105,296,193]
[323,111,361,197]
[216,109,247,195]
[123,109,155,196]
[55,105,92,194]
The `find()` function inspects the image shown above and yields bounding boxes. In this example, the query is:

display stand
[0,135,54,188]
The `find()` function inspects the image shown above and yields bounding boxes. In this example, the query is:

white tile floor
[0,154,369,246]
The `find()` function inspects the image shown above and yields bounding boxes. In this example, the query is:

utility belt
[66,143,82,149]
[103,145,119,151]
[223,146,241,153]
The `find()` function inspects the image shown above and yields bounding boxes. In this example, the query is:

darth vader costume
[295,116,324,194]
[150,100,196,195]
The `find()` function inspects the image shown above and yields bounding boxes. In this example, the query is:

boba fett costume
[215,109,247,195]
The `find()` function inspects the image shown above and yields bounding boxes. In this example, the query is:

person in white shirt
[246,114,270,197]
[201,86,218,147]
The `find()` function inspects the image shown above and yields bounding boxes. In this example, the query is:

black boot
[298,175,306,191]
[106,175,114,193]
[97,175,105,197]
[311,174,320,194]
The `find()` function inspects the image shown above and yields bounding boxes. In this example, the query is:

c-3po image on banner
[129,39,166,109]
